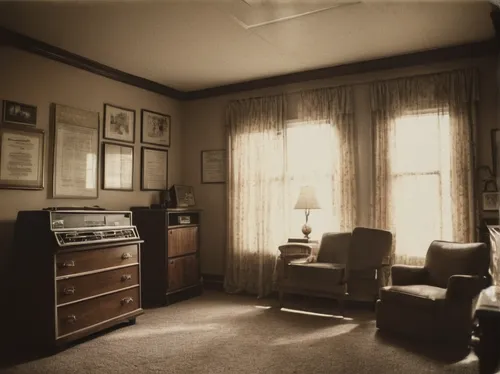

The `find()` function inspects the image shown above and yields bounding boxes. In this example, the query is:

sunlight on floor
[280,307,353,320]
[254,305,272,309]
[101,323,222,340]
[455,351,478,366]
[271,323,359,346]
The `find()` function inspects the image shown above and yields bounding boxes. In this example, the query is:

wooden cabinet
[11,210,144,352]
[132,208,203,307]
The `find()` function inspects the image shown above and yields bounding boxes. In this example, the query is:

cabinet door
[167,254,199,291]
[168,226,198,257]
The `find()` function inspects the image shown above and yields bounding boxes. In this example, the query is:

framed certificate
[141,147,168,191]
[102,142,134,191]
[201,149,226,183]
[0,126,44,190]
[53,103,99,198]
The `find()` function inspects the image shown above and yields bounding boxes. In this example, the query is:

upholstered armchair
[277,227,393,315]
[376,240,491,344]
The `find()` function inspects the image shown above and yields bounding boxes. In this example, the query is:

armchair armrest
[391,265,428,286]
[446,275,489,301]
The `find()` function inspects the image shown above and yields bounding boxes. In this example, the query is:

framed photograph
[102,142,134,191]
[141,147,168,191]
[103,103,135,143]
[53,103,99,198]
[0,126,44,190]
[2,100,37,126]
[172,184,196,207]
[482,192,500,211]
[141,109,171,147]
[201,149,226,184]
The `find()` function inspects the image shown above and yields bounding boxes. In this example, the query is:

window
[285,121,340,240]
[390,113,452,263]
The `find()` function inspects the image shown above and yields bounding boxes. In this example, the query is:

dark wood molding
[0,26,187,100]
[186,39,499,100]
[1,26,497,101]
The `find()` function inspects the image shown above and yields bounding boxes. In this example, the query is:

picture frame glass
[103,142,134,190]
[201,150,226,183]
[141,110,170,147]
[141,147,168,191]
[0,127,44,189]
[104,104,135,143]
[2,100,37,127]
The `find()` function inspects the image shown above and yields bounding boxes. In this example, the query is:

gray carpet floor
[1,290,482,374]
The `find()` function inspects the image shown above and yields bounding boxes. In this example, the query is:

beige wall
[0,47,183,283]
[183,55,498,276]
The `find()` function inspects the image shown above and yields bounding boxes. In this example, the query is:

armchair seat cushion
[284,263,346,291]
[380,284,446,309]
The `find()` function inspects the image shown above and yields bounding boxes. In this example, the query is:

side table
[473,286,500,374]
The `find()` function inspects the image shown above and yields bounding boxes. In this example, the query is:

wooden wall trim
[1,26,497,101]
[0,26,187,101]
[186,39,499,100]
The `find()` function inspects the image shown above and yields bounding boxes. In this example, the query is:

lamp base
[301,223,312,239]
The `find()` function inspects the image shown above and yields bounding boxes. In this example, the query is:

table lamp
[294,186,321,240]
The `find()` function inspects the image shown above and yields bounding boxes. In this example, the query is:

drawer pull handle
[67,315,77,324]
[121,297,134,305]
[63,286,75,295]
[60,260,75,268]
[121,253,132,260]
[121,274,132,281]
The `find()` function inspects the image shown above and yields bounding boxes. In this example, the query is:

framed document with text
[0,126,44,190]
[141,147,168,191]
[201,149,226,184]
[102,142,134,191]
[53,104,99,198]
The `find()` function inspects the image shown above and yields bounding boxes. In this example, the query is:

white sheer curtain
[224,95,286,297]
[371,69,478,266]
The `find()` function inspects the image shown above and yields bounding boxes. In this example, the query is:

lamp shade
[294,186,321,210]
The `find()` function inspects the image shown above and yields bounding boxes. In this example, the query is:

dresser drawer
[56,244,139,277]
[168,226,198,257]
[57,287,140,338]
[57,265,139,305]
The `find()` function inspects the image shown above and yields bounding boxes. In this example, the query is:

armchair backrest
[348,227,393,271]
[317,232,351,263]
[424,240,490,288]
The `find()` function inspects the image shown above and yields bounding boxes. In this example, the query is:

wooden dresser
[131,208,203,307]
[11,210,144,352]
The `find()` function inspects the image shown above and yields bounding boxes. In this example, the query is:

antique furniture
[376,240,490,345]
[11,209,143,352]
[131,207,202,307]
[278,227,393,315]
[473,286,500,374]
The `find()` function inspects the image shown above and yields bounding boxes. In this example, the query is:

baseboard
[202,273,224,291]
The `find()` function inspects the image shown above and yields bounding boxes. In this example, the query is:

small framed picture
[2,100,37,127]
[102,142,134,191]
[201,149,226,184]
[103,103,135,143]
[482,192,500,211]
[172,184,196,207]
[0,126,44,190]
[141,147,168,191]
[141,109,171,147]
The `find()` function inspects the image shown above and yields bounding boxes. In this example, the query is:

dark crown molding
[1,26,498,102]
[0,26,187,100]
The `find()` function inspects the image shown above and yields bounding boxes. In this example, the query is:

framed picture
[0,126,44,190]
[53,103,99,198]
[102,142,134,191]
[103,103,135,143]
[172,184,196,207]
[482,192,500,211]
[2,100,37,126]
[201,149,226,184]
[141,147,168,191]
[141,109,171,147]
